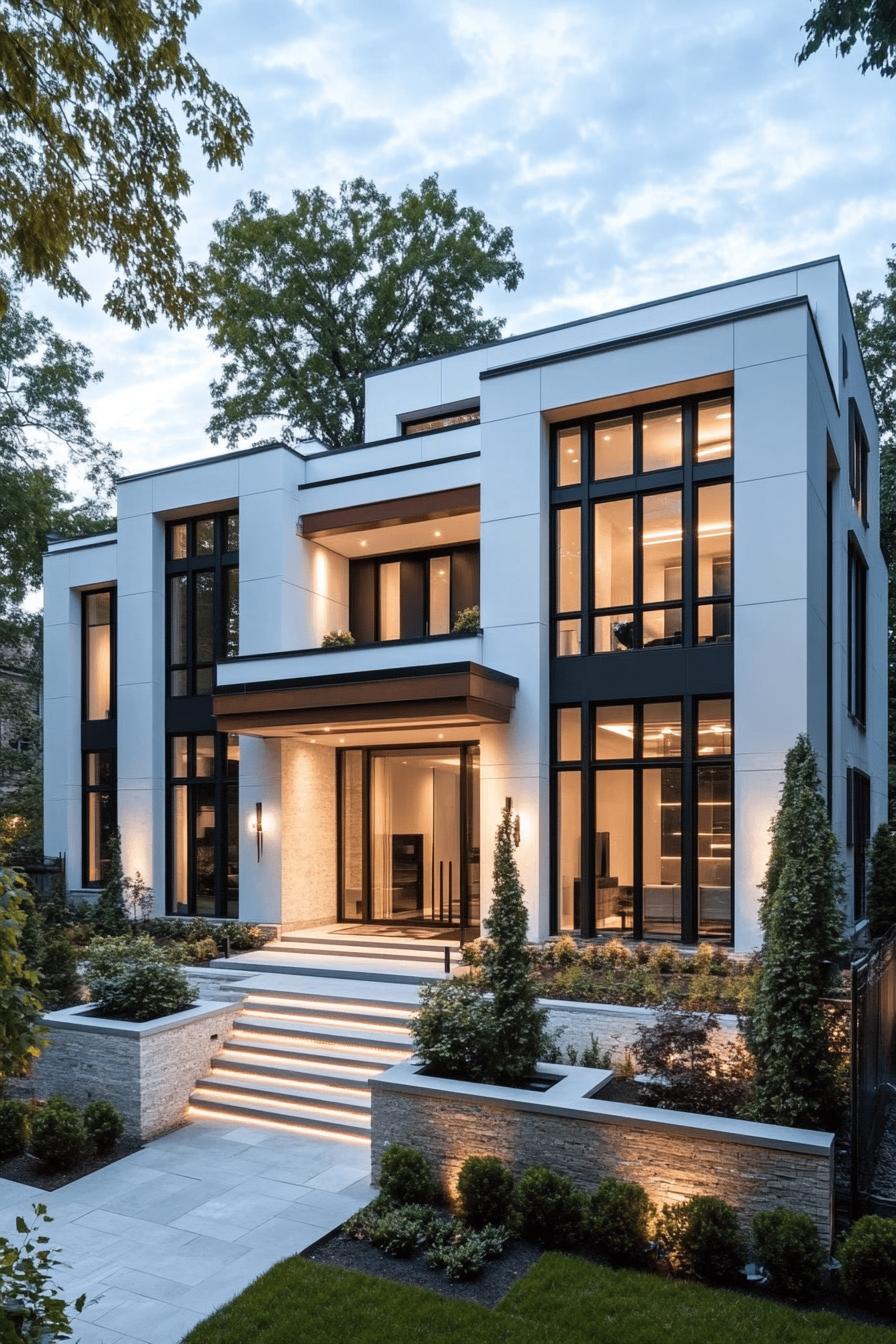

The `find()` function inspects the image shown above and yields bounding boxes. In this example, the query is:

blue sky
[28,0,896,476]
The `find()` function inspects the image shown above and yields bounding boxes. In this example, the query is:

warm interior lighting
[359,539,368,547]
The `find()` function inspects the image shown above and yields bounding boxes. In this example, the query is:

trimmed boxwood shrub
[657,1195,746,1283]
[839,1215,896,1316]
[84,1099,124,1155]
[516,1166,586,1248]
[588,1177,653,1265]
[378,1144,437,1206]
[456,1155,515,1229]
[753,1208,825,1300]
[30,1098,86,1171]
[0,1098,30,1160]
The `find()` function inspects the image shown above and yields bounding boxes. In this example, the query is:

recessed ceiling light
[323,727,331,733]
[434,530,442,538]
[359,539,368,547]
[602,434,611,442]
[339,737,345,743]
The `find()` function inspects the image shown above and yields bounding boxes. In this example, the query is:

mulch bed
[306,1229,543,1307]
[0,1140,141,1192]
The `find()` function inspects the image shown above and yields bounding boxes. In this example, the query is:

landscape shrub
[543,935,579,968]
[378,1144,437,1206]
[83,1099,124,1155]
[456,1155,515,1229]
[185,937,220,964]
[515,1166,586,1248]
[562,1034,611,1069]
[588,1178,653,1264]
[451,605,480,634]
[632,1006,753,1116]
[0,868,46,1081]
[839,1215,896,1316]
[412,978,499,1082]
[656,1195,746,1283]
[29,1099,86,1171]
[866,823,896,939]
[38,927,81,1010]
[215,922,268,952]
[83,935,196,1022]
[0,1098,30,1160]
[345,1202,442,1257]
[321,629,354,648]
[648,943,685,974]
[424,1221,508,1280]
[752,1208,825,1300]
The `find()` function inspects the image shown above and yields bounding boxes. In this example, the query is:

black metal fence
[850,927,896,1214]
[11,852,65,903]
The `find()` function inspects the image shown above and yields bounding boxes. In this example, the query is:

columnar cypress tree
[481,800,547,1084]
[867,823,896,938]
[91,830,129,936]
[745,735,845,1129]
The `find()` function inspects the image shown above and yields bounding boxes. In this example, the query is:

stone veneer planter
[29,1000,240,1140]
[540,998,739,1060]
[370,1062,836,1251]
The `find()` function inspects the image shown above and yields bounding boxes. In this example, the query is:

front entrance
[337,743,480,931]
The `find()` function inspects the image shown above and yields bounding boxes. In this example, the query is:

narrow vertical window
[555,770,581,932]
[641,491,682,647]
[593,497,633,652]
[554,426,582,487]
[696,481,732,644]
[593,415,633,481]
[428,556,451,635]
[83,751,115,886]
[696,396,732,462]
[848,537,868,727]
[555,505,581,656]
[83,590,113,720]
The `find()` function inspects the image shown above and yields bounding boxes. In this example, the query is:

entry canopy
[213,660,517,737]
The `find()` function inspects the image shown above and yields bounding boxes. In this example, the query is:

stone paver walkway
[0,1118,373,1344]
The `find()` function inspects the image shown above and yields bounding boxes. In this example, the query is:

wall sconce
[505,796,521,848]
[253,801,263,861]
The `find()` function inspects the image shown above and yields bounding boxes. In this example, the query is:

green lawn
[182,1252,892,1344]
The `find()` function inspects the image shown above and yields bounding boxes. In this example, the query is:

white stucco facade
[43,257,887,951]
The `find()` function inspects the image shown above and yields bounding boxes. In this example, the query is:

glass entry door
[338,744,479,929]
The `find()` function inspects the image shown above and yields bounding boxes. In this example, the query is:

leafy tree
[798,1,896,76]
[0,868,46,1086]
[203,175,523,449]
[90,831,129,936]
[744,735,845,1129]
[852,264,896,809]
[867,822,896,936]
[0,0,252,327]
[0,612,42,861]
[481,800,548,1084]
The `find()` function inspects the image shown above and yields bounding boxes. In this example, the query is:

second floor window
[349,545,479,644]
[849,399,869,526]
[848,535,867,728]
[167,511,238,697]
[552,393,732,657]
[83,589,115,720]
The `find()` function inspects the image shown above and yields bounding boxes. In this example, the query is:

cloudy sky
[27,0,896,478]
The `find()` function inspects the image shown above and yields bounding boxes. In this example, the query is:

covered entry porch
[213,659,517,937]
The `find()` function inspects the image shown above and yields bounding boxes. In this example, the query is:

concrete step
[210,951,445,984]
[241,996,415,1032]
[226,1031,403,1074]
[234,1014,412,1054]
[276,934,453,963]
[187,1092,371,1138]
[196,1073,371,1115]
[212,1050,377,1091]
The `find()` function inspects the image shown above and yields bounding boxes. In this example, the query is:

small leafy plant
[378,1144,437,1206]
[451,605,480,634]
[0,1204,85,1342]
[656,1195,746,1283]
[83,934,197,1022]
[344,1199,441,1258]
[753,1208,825,1300]
[516,1166,586,1248]
[321,629,355,648]
[424,1221,508,1281]
[83,1100,124,1156]
[456,1155,515,1229]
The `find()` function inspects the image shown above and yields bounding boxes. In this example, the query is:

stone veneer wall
[29,1001,239,1140]
[543,1000,739,1061]
[371,1065,835,1250]
[280,738,338,929]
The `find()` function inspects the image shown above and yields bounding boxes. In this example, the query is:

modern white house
[42,256,887,953]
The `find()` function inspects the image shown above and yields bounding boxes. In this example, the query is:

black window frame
[82,748,116,888]
[848,398,869,527]
[348,541,479,645]
[81,587,117,723]
[166,730,239,918]
[401,406,480,436]
[550,391,733,658]
[847,532,868,729]
[550,694,733,944]
[847,766,872,922]
[165,510,239,698]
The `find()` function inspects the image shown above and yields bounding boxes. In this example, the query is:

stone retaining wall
[371,1063,835,1250]
[29,1001,238,1140]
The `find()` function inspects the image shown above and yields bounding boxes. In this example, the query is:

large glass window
[167,733,239,917]
[83,750,115,886]
[848,537,868,727]
[166,511,239,696]
[349,544,479,645]
[553,697,733,943]
[83,590,114,721]
[552,392,733,656]
[848,399,869,526]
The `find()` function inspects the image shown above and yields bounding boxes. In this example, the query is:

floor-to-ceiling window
[550,391,734,942]
[349,544,479,644]
[337,743,480,929]
[165,511,240,916]
[81,588,116,886]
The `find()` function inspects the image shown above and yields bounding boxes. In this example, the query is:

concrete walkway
[0,1117,373,1344]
